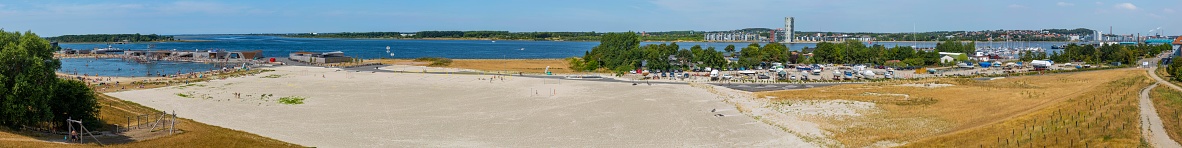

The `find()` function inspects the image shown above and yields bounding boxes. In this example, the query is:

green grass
[414,57,453,66]
[261,74,283,78]
[277,96,305,105]
[175,93,192,98]
[1150,86,1182,143]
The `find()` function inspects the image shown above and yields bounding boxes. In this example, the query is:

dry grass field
[368,58,573,74]
[1150,85,1182,143]
[0,94,300,148]
[0,69,300,147]
[758,69,1150,147]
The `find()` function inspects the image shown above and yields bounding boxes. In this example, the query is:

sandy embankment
[107,65,819,147]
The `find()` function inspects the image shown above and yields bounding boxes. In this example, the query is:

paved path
[1141,54,1182,148]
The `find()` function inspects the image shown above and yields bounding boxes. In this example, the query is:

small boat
[519,48,525,50]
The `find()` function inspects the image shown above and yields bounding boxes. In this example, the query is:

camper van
[709,69,720,80]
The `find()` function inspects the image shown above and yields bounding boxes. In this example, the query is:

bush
[278,96,306,105]
[414,57,453,66]
[261,74,283,78]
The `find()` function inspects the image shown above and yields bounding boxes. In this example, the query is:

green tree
[0,30,101,129]
[760,42,789,63]
[724,44,736,53]
[738,43,763,68]
[583,32,641,73]
[566,57,585,72]
[955,54,968,62]
[50,79,100,128]
[812,42,839,64]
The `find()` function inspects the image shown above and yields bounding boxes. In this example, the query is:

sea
[58,35,1074,77]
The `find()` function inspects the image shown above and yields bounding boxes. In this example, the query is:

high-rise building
[784,17,794,43]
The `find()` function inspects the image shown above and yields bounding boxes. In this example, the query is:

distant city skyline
[1,0,1178,36]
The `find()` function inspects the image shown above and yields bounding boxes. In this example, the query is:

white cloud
[1095,2,1103,5]
[1057,2,1074,6]
[1008,4,1025,9]
[1148,13,1163,18]
[1165,8,1176,13]
[1114,3,1137,10]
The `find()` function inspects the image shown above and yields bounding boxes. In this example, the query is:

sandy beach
[106,65,815,147]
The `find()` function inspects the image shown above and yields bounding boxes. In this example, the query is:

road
[1140,54,1182,148]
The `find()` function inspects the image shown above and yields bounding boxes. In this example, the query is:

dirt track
[1140,56,1182,148]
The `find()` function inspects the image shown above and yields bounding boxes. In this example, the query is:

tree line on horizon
[0,30,101,129]
[282,31,701,41]
[1026,43,1171,65]
[570,32,1173,74]
[567,32,982,74]
[46,33,175,43]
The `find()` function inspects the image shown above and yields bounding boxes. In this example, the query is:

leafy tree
[760,42,789,63]
[955,54,968,62]
[702,48,728,68]
[0,30,99,129]
[812,42,839,64]
[566,57,585,72]
[1171,58,1182,81]
[724,44,736,53]
[737,43,763,68]
[583,32,641,73]
[50,79,100,128]
[0,30,59,128]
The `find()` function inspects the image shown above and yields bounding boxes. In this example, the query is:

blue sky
[0,0,1178,36]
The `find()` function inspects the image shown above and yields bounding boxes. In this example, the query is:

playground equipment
[66,118,101,145]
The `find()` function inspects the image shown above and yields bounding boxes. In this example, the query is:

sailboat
[519,48,525,51]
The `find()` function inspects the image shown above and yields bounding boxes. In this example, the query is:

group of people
[479,75,507,83]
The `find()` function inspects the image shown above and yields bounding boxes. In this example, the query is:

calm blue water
[59,58,233,77]
[60,35,1073,59]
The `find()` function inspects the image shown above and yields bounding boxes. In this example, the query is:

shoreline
[55,39,213,44]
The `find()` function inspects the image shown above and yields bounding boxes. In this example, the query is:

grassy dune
[0,94,300,147]
[758,69,1149,147]
[1150,85,1182,144]
[0,69,300,147]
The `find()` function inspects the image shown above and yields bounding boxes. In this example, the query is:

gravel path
[1141,55,1182,148]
